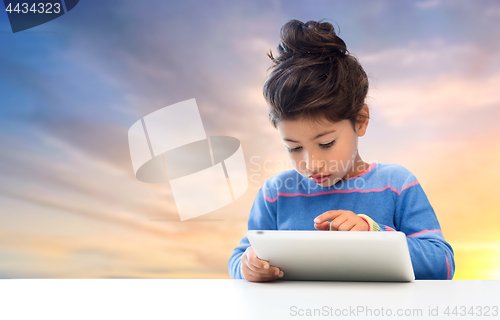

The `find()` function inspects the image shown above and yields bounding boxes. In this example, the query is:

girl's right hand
[241,246,284,282]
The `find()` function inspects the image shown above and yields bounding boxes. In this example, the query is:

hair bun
[276,20,347,60]
[264,19,369,132]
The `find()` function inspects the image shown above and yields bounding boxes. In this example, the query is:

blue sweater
[228,162,455,280]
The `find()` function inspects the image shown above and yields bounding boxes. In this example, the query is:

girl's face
[276,108,369,187]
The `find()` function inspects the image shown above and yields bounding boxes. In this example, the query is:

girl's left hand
[314,210,369,231]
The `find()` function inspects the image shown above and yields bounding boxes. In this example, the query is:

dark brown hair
[263,19,369,132]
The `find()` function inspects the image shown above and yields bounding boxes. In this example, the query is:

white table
[1,279,499,320]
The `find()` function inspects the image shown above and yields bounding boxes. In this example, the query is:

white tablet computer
[246,230,415,282]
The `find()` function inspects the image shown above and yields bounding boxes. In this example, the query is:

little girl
[228,19,455,282]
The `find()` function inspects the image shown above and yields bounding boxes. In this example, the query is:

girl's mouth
[309,175,331,184]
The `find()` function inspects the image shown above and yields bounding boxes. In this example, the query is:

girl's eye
[320,140,336,149]
[287,141,335,153]
[287,146,302,153]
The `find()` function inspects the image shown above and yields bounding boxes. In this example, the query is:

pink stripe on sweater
[346,162,376,180]
[407,229,442,237]
[263,182,420,202]
[446,256,450,280]
[401,181,419,192]
[261,165,420,202]
[264,194,278,203]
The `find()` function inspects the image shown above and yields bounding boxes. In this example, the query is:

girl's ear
[356,104,370,137]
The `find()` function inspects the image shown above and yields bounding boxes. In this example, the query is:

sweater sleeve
[227,186,278,279]
[360,175,455,280]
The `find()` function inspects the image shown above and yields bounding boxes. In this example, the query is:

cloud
[359,39,498,80]
[485,5,500,17]
[415,0,442,9]
[370,71,500,126]
[357,40,500,127]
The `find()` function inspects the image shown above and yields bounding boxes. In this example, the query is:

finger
[314,221,331,231]
[247,255,279,276]
[242,248,263,272]
[247,263,282,278]
[241,250,278,280]
[247,271,281,282]
[314,210,342,224]
[337,218,357,231]
[246,257,268,274]
[244,246,253,261]
[266,270,284,281]
[250,268,284,280]
[254,257,271,270]
[314,210,344,224]
[244,258,267,274]
[244,247,268,268]
[248,251,272,270]
[329,215,349,231]
[350,223,368,231]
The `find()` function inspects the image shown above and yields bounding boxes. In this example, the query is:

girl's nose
[305,152,324,172]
